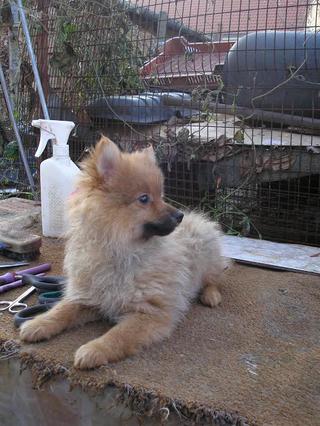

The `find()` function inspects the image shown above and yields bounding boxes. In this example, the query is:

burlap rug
[1,237,319,426]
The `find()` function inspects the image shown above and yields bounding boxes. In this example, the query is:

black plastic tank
[223,31,320,117]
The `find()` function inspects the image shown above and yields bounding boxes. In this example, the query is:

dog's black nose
[172,210,184,224]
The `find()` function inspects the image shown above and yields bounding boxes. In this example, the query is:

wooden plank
[242,128,320,147]
[183,120,320,147]
[222,235,320,275]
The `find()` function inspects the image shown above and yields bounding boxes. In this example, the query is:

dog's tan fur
[20,136,228,369]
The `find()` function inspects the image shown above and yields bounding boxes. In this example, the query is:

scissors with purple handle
[0,263,51,285]
[0,275,64,316]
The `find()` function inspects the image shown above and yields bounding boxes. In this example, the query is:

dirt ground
[1,236,320,426]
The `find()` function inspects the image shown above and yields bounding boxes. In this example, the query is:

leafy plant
[199,190,261,238]
[46,0,145,110]
[3,140,19,162]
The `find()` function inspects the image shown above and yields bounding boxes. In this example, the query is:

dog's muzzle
[143,210,184,239]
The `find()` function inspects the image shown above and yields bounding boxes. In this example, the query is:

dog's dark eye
[138,194,150,205]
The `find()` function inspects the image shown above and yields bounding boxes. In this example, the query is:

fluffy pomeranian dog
[20,136,228,369]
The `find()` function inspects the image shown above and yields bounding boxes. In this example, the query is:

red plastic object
[140,36,234,90]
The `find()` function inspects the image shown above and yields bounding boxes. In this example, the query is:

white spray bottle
[32,119,79,238]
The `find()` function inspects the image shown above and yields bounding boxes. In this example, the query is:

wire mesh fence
[1,0,320,245]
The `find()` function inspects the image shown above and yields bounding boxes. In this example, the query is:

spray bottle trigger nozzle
[34,129,54,158]
[32,119,75,158]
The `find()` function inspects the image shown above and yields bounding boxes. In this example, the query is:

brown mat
[1,238,319,426]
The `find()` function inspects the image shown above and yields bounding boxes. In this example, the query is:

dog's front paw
[74,341,109,369]
[20,317,53,342]
[200,285,222,308]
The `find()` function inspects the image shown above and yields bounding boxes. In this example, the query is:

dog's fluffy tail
[177,211,230,275]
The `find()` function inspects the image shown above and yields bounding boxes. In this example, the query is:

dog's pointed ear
[143,145,156,163]
[95,136,120,179]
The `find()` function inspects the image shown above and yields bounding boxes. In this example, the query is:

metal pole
[0,64,36,193]
[16,0,50,120]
